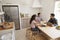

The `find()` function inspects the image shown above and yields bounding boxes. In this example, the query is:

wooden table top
[0,22,14,30]
[38,26,60,39]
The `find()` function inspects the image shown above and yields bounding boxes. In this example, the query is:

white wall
[0,0,2,11]
[40,0,55,21]
[2,0,42,29]
[0,4,1,11]
[2,0,41,17]
[2,0,56,21]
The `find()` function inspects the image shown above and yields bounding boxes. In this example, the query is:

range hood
[32,0,42,8]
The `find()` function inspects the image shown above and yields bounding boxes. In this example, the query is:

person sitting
[36,13,43,23]
[30,14,40,31]
[47,22,53,27]
[48,13,58,26]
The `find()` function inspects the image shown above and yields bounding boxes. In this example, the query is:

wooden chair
[26,27,47,40]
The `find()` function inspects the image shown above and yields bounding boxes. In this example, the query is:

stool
[26,27,40,40]
[26,28,33,40]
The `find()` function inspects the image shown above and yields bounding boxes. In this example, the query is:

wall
[2,0,41,17]
[0,3,1,11]
[2,0,41,29]
[40,0,55,21]
[0,0,2,11]
[2,0,55,21]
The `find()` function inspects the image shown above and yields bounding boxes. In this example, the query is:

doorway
[54,1,60,25]
[2,5,20,30]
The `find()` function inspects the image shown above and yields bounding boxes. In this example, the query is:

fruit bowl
[56,26,60,30]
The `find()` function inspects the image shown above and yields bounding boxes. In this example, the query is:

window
[54,1,60,25]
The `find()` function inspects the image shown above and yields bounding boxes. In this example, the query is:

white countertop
[38,27,60,39]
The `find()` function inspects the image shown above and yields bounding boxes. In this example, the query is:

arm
[54,19,58,25]
[34,21,41,27]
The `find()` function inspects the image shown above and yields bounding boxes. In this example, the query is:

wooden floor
[15,28,48,40]
[31,34,48,40]
[26,28,48,40]
[35,34,48,40]
[15,28,60,40]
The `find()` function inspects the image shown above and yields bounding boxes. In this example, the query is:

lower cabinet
[0,29,15,40]
[21,18,30,29]
[1,33,12,40]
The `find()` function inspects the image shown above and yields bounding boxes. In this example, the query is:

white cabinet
[21,18,30,29]
[0,23,15,40]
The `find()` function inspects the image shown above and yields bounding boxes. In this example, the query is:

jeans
[31,27,39,31]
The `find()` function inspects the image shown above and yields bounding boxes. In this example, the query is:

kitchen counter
[0,22,14,30]
[0,22,15,40]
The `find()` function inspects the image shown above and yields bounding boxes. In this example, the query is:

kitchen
[0,0,60,40]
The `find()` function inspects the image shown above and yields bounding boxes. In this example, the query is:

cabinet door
[0,31,12,40]
[21,18,30,29]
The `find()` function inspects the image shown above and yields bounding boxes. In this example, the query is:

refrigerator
[2,5,20,30]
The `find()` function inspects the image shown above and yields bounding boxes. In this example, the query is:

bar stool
[26,27,40,40]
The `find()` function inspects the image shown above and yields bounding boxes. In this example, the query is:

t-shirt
[48,18,58,25]
[30,20,36,28]
[36,17,42,23]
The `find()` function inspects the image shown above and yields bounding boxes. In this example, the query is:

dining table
[38,26,60,40]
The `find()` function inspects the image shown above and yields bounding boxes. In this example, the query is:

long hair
[30,14,36,24]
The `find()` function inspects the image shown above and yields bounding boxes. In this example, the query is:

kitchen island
[0,22,15,40]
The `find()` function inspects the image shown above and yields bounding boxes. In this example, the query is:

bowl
[56,26,60,30]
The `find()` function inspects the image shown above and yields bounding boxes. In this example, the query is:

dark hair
[38,13,40,16]
[51,13,55,16]
[30,14,36,24]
